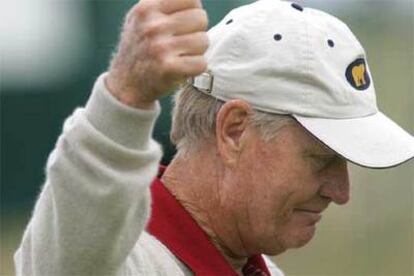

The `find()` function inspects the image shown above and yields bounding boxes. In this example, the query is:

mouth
[294,208,323,214]
[293,209,323,224]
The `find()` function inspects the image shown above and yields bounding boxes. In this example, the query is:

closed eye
[310,154,337,171]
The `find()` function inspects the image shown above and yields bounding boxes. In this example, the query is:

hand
[106,0,209,109]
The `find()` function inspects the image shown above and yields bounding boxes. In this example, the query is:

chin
[260,245,288,257]
[273,225,316,252]
[255,226,317,256]
[289,225,316,248]
[259,234,312,256]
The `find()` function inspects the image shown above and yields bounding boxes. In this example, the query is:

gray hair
[171,84,296,155]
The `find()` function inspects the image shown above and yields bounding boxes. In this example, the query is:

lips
[294,209,323,224]
[295,208,323,214]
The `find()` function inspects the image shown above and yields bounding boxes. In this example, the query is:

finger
[167,55,207,77]
[159,0,202,14]
[168,8,208,35]
[171,32,209,56]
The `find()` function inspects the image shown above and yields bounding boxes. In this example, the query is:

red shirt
[147,168,271,276]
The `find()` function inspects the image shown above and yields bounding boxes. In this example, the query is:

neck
[161,148,248,273]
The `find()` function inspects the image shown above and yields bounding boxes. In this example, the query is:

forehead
[277,122,338,156]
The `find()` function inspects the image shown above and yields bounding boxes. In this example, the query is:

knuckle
[191,33,209,53]
[132,2,149,19]
[160,58,176,74]
[188,58,207,76]
[143,20,167,37]
[148,39,170,58]
[134,1,154,18]
[193,0,203,8]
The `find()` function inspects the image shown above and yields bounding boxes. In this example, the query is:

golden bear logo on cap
[346,58,371,91]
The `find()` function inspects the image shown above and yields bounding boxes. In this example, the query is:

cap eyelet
[291,3,304,12]
[328,39,335,47]
[274,34,283,41]
[226,19,233,25]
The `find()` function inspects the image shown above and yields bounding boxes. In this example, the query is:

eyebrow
[305,149,346,167]
[310,153,336,158]
[310,152,348,167]
[304,145,336,156]
[311,140,337,154]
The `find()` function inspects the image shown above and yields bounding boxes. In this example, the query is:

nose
[319,159,350,205]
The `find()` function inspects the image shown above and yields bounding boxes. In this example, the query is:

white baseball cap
[190,0,414,168]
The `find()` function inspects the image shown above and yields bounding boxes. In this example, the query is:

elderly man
[15,0,414,275]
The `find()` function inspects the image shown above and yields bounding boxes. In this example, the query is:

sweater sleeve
[14,73,163,276]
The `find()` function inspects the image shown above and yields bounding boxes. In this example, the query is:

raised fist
[106,0,209,109]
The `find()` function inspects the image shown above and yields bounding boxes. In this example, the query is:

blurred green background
[1,0,413,275]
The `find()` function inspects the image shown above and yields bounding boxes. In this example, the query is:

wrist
[85,73,161,149]
[104,75,156,110]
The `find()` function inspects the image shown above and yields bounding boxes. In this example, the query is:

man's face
[221,122,350,256]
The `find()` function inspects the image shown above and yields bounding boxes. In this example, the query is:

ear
[216,100,253,166]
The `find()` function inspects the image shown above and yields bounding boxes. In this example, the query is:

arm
[15,0,208,275]
[15,73,162,276]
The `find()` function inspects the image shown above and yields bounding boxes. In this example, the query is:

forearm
[15,74,162,276]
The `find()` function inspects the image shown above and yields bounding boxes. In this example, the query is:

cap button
[291,3,304,12]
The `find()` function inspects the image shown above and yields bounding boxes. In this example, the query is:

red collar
[147,168,271,276]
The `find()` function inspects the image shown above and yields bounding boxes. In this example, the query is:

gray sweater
[14,74,284,276]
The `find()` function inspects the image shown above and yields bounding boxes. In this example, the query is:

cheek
[245,177,320,251]
[246,183,295,238]
[230,141,320,251]
[242,163,302,232]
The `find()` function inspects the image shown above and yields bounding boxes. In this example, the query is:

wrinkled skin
[163,100,350,270]
[217,121,350,256]
[107,0,209,109]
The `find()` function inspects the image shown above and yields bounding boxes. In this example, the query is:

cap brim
[293,112,414,168]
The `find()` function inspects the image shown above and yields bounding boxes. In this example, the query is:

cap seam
[303,10,312,111]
